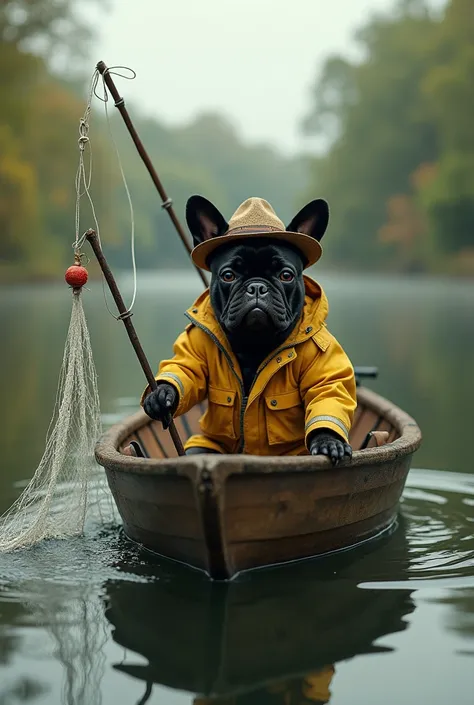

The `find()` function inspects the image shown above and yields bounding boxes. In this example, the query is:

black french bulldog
[144,197,352,465]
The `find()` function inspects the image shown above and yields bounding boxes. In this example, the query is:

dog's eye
[279,270,294,282]
[221,270,235,283]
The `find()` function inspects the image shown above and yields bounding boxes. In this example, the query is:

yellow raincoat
[142,276,356,455]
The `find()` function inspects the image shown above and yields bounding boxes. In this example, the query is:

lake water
[0,271,473,704]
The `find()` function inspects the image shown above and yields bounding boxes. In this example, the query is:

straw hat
[188,196,328,272]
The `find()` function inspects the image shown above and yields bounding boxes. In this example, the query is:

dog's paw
[309,429,352,466]
[143,383,178,428]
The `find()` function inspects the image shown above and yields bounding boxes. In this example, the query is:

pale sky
[90,0,395,154]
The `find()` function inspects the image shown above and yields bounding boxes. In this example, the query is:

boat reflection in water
[103,518,415,704]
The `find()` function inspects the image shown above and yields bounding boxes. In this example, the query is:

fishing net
[0,70,126,553]
[0,289,113,552]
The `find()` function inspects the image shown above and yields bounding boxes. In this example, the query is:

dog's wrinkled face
[208,239,305,349]
[185,194,329,355]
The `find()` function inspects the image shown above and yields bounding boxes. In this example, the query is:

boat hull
[96,386,421,579]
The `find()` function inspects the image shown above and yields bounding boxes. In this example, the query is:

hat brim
[191,231,322,272]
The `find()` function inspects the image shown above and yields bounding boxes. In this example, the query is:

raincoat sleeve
[140,324,208,416]
[300,328,357,446]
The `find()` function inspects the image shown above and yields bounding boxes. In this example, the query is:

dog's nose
[246,282,268,296]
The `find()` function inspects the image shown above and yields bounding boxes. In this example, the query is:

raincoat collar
[184,275,329,355]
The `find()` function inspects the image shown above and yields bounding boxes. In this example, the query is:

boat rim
[95,386,422,476]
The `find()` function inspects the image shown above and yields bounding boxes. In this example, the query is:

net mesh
[0,290,114,552]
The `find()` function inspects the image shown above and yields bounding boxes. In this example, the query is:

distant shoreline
[1,266,474,287]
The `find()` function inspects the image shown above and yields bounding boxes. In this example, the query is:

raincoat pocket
[264,389,305,446]
[200,387,237,440]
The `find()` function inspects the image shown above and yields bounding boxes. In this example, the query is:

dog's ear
[186,195,228,248]
[287,199,329,242]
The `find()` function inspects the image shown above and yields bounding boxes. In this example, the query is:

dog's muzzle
[242,282,270,329]
[224,279,289,332]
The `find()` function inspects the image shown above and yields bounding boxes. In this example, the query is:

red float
[65,264,88,288]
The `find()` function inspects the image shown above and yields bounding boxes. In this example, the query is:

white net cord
[0,291,108,551]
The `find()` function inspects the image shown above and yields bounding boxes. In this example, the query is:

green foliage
[303,0,474,274]
[0,0,307,281]
[0,0,105,59]
[3,0,474,280]
[0,123,39,264]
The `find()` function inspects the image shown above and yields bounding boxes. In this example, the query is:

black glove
[308,428,352,466]
[143,383,178,428]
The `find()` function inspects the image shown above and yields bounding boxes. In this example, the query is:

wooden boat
[103,521,415,700]
[95,370,422,580]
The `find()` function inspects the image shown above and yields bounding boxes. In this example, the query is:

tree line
[303,0,474,275]
[1,0,473,280]
[0,0,306,281]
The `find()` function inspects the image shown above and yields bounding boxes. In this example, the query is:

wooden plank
[223,480,406,542]
[123,523,208,571]
[350,408,381,449]
[119,432,138,453]
[120,497,201,538]
[150,420,177,458]
[172,414,188,443]
[388,427,399,442]
[136,425,163,459]
[352,404,363,426]
[376,418,394,434]
[227,506,397,574]
[224,460,409,506]
[182,404,203,437]
[111,472,195,506]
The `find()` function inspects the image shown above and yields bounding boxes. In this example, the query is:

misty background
[1,6,474,703]
[1,0,473,280]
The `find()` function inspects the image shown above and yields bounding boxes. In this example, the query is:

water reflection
[0,678,46,704]
[0,467,473,704]
[0,530,143,705]
[431,588,474,650]
[0,592,48,703]
[103,522,415,704]
[1,275,474,703]
[1,586,108,705]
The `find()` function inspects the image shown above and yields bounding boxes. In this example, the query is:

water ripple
[0,468,473,592]
[360,469,474,589]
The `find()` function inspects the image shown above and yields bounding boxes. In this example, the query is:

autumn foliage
[303,0,474,275]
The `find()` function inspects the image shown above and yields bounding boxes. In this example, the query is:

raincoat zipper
[184,313,310,453]
[238,337,309,450]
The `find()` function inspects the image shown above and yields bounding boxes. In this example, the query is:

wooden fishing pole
[85,229,185,457]
[96,60,209,289]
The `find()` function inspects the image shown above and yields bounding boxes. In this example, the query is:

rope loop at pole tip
[93,65,136,103]
[73,228,95,251]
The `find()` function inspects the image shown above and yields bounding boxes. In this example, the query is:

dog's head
[186,197,329,352]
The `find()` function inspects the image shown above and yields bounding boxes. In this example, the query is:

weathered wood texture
[95,386,421,579]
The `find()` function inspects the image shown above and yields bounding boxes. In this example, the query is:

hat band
[224,225,283,236]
